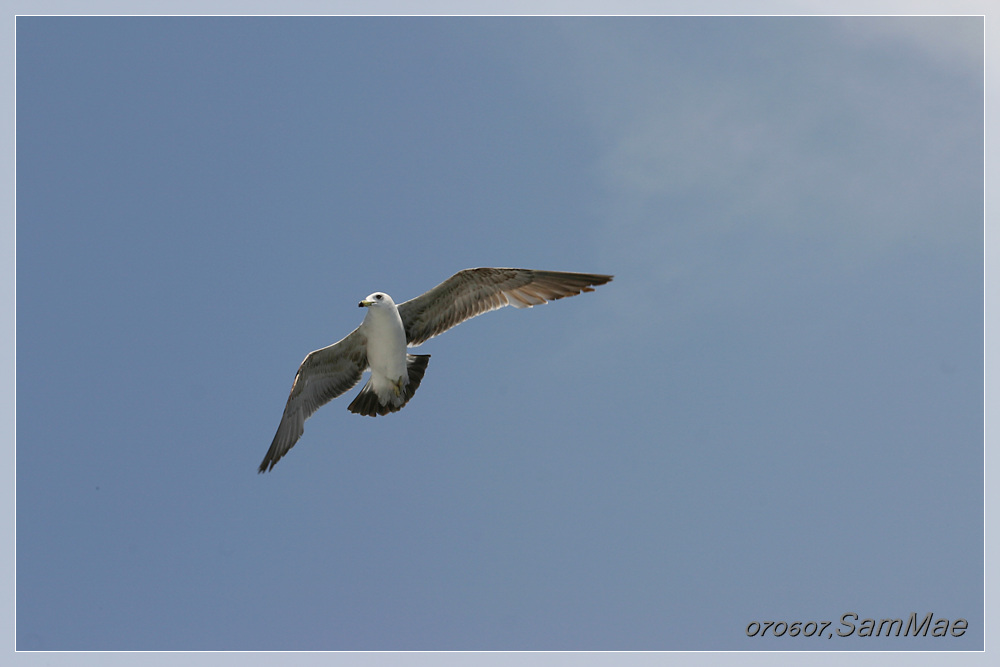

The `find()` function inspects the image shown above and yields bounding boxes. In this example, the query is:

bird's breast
[362,307,408,378]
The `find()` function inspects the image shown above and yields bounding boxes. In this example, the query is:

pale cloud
[837,15,983,71]
[554,19,983,245]
[519,18,982,337]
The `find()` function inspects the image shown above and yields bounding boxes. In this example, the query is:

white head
[358,292,397,309]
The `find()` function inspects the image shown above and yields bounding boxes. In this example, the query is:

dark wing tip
[258,448,279,473]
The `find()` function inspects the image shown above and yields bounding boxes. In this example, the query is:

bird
[258,267,613,472]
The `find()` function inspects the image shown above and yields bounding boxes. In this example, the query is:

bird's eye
[376,294,383,300]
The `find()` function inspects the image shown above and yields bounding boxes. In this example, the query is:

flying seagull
[258,267,613,472]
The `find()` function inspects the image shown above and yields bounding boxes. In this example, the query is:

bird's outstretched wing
[397,268,613,346]
[259,328,368,472]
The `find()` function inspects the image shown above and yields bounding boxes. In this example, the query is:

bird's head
[359,292,396,308]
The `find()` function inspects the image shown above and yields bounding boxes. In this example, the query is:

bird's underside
[346,353,429,417]
[258,267,613,472]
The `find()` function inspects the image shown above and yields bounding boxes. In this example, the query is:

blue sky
[13,14,984,655]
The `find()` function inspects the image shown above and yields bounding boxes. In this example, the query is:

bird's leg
[392,376,404,397]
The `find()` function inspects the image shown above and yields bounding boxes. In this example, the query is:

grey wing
[397,268,613,346]
[258,327,368,472]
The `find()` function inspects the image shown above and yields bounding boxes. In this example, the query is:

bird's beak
[359,300,374,307]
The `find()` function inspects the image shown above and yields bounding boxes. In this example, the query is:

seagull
[258,267,613,472]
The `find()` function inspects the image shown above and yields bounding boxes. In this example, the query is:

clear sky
[14,11,984,656]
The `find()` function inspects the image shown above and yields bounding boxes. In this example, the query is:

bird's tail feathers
[348,354,430,417]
